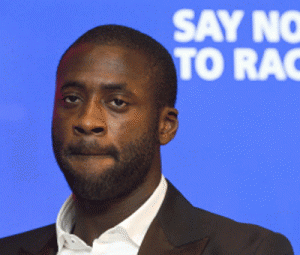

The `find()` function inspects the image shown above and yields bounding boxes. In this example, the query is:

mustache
[65,140,119,160]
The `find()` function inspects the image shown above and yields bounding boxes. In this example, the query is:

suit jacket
[0,181,294,255]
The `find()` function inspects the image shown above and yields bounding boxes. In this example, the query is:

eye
[63,95,80,104]
[109,99,128,108]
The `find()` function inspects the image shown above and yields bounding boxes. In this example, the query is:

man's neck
[72,169,162,246]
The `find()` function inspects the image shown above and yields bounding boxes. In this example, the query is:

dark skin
[53,43,178,246]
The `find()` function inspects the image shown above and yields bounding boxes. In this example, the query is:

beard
[52,124,159,204]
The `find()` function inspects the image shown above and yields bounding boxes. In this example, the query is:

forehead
[57,43,154,92]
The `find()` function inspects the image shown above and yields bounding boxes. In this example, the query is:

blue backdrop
[1,0,299,252]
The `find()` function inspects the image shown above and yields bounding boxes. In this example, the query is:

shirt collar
[56,174,167,252]
[118,174,167,246]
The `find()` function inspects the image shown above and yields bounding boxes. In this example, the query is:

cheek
[118,111,146,134]
[108,111,155,142]
[129,111,145,127]
[52,113,72,142]
[52,103,75,128]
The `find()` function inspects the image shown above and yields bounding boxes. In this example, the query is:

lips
[69,153,112,162]
[67,148,117,160]
[74,153,110,156]
[65,141,119,160]
[68,147,111,156]
[71,150,111,156]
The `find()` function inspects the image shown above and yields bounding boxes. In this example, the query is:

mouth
[72,153,111,157]
[65,143,119,160]
[68,154,113,162]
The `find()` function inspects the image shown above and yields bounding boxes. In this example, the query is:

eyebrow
[60,81,134,95]
[100,83,127,91]
[61,81,85,92]
[100,83,135,97]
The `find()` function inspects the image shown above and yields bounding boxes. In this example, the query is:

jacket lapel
[36,233,57,255]
[138,217,209,255]
[18,248,34,255]
[18,225,57,255]
[139,180,210,255]
[18,234,57,255]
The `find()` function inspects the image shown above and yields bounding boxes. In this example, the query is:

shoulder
[0,224,56,255]
[163,180,294,254]
[193,207,294,254]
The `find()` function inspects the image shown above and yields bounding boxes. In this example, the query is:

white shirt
[56,175,167,255]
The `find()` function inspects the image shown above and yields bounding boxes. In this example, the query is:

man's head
[52,25,178,203]
[58,25,177,110]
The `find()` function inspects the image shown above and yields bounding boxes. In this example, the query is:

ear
[158,107,179,145]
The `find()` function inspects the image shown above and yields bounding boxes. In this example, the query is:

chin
[67,156,116,176]
[63,157,152,203]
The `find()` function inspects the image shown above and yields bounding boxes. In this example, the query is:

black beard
[52,126,158,205]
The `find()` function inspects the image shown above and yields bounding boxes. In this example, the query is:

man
[0,25,294,255]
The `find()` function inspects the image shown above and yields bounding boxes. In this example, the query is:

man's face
[52,43,160,202]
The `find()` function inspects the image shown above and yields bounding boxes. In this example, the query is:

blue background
[1,0,299,252]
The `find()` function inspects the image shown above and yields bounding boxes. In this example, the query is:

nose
[73,100,106,136]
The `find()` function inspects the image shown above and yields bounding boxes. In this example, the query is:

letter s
[173,9,196,43]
